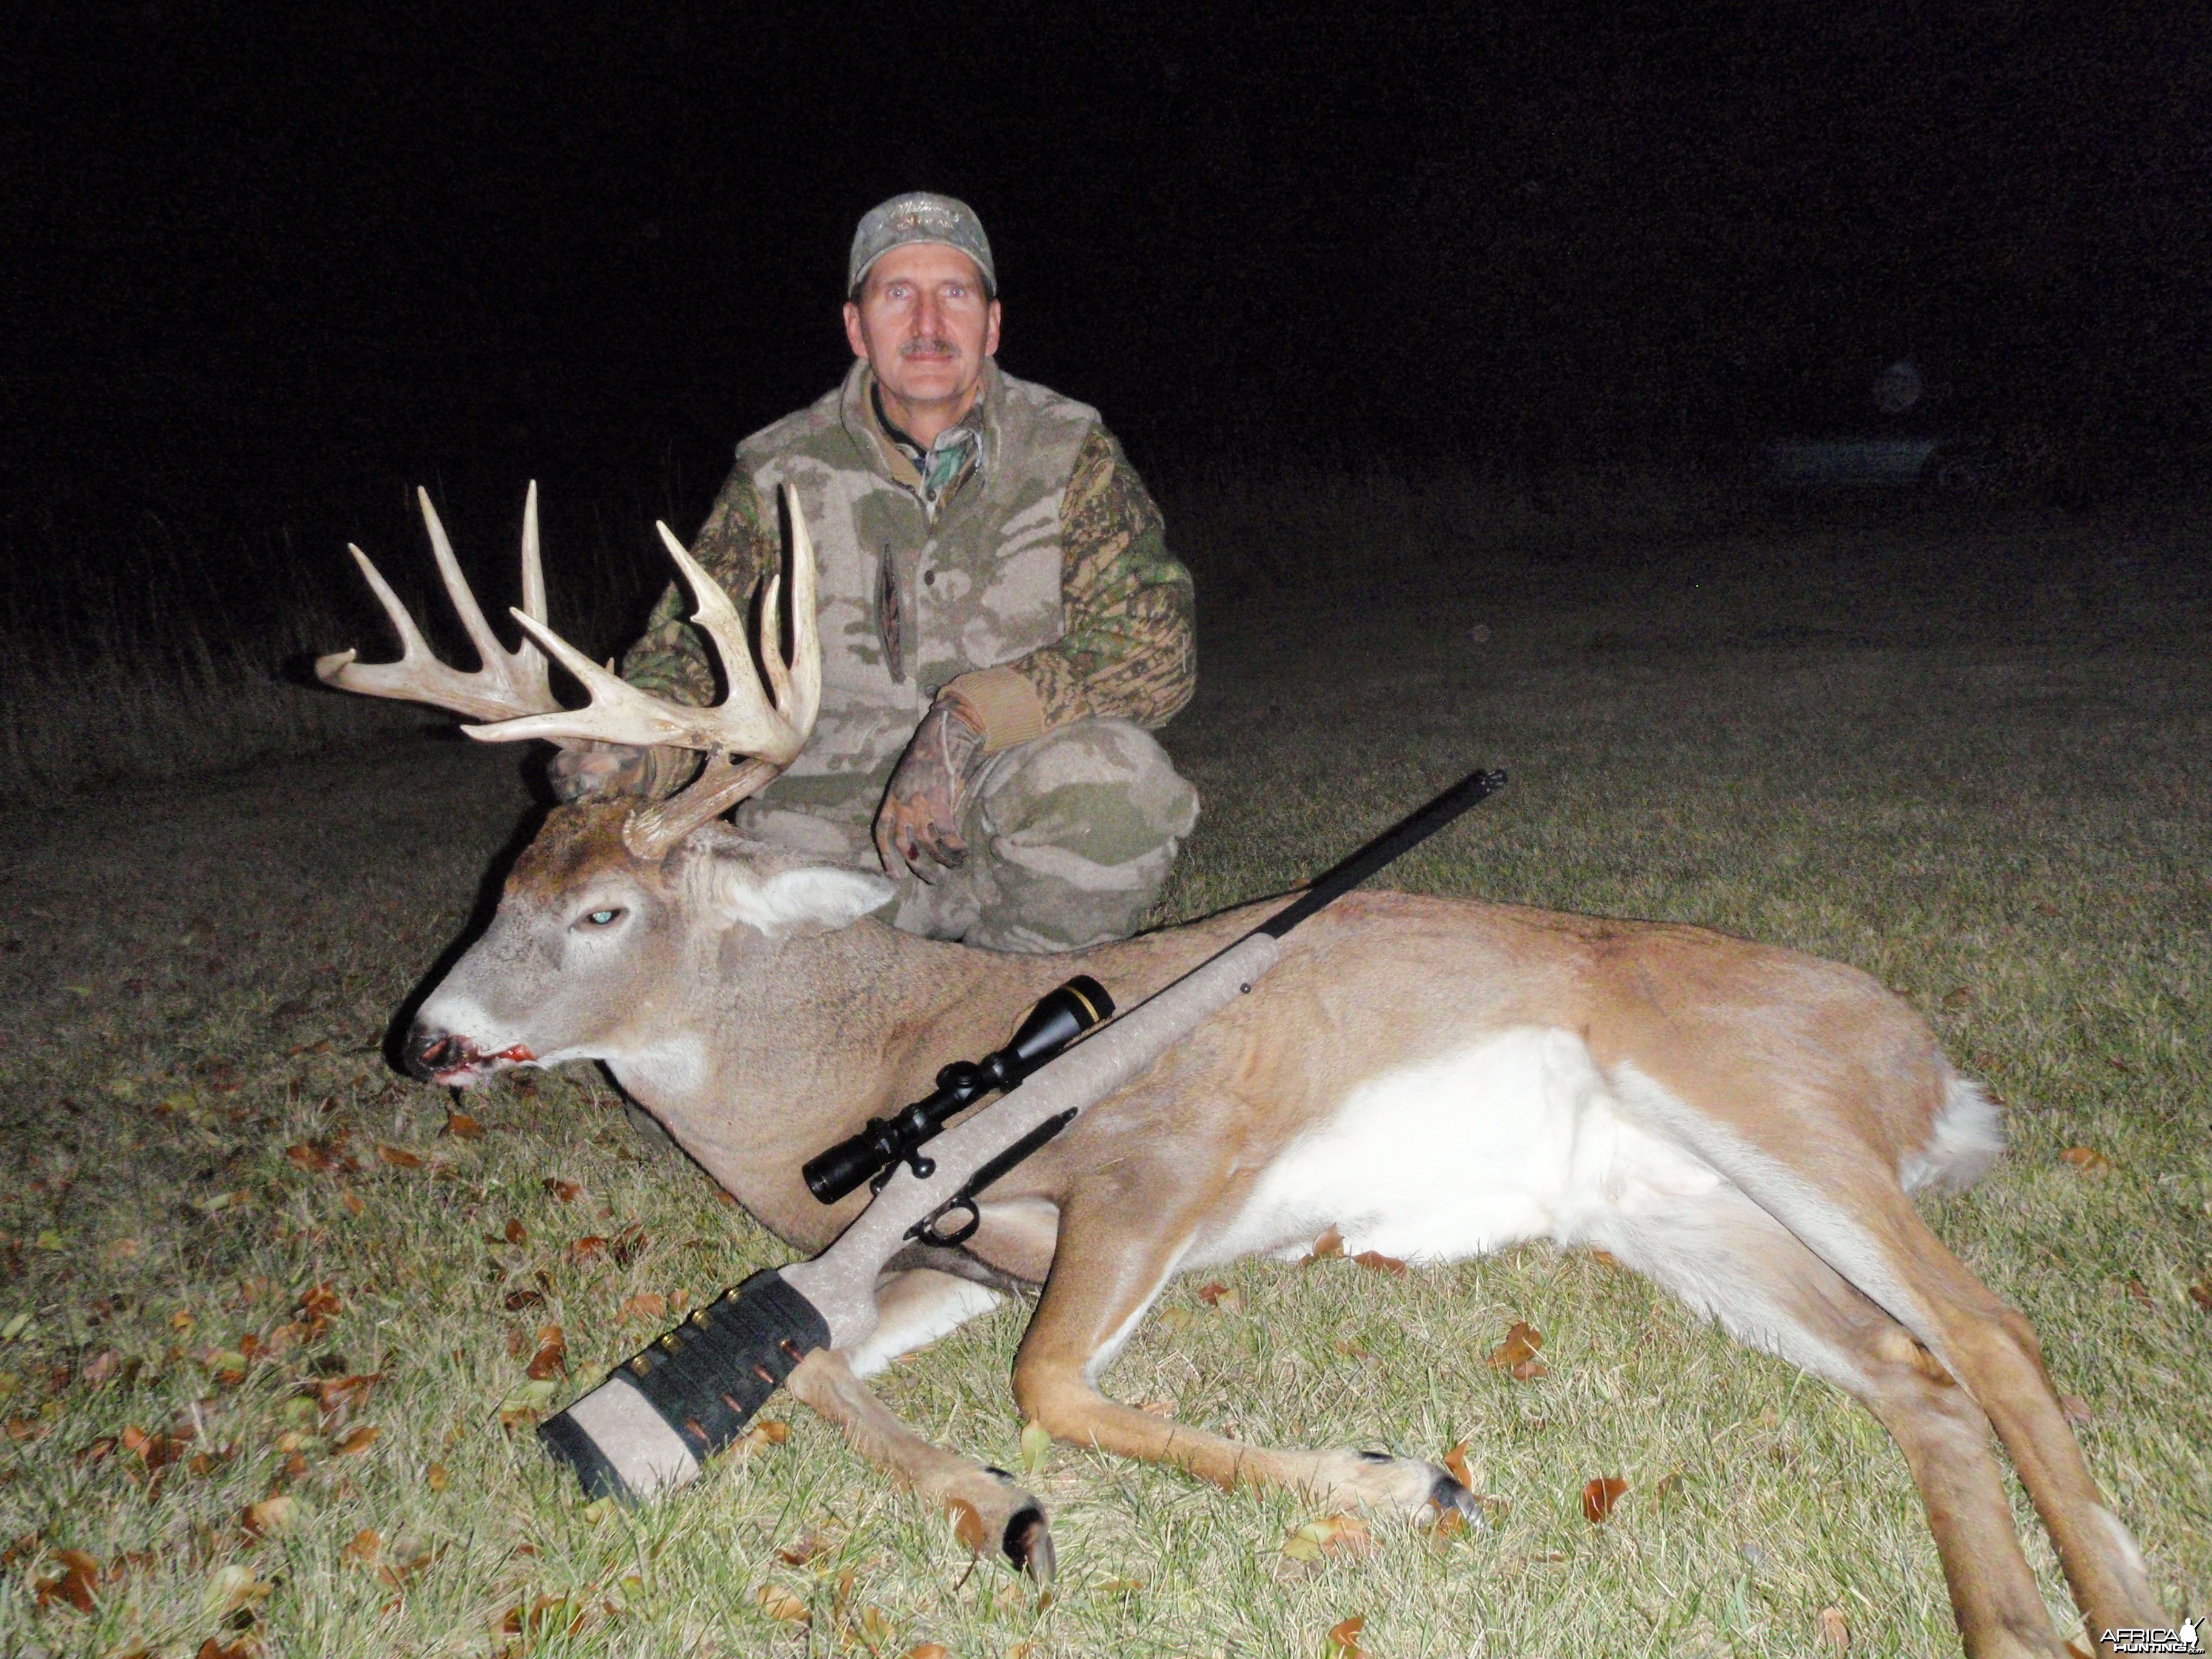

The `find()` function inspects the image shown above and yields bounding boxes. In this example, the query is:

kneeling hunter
[554,192,1199,953]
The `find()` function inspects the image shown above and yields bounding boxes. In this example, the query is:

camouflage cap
[848,192,997,297]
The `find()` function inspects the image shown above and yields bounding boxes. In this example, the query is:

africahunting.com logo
[2099,1618,2201,1655]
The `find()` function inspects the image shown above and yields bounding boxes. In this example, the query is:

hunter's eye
[579,907,623,929]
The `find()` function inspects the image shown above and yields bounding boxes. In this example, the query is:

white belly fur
[1193,1026,1726,1269]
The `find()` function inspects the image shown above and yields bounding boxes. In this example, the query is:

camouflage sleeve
[947,428,1195,748]
[618,461,779,706]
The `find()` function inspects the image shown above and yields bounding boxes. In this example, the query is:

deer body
[328,487,2164,1657]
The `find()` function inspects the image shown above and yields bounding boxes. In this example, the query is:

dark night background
[4,1,2207,630]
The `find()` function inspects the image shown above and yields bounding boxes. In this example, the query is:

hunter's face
[843,243,1000,420]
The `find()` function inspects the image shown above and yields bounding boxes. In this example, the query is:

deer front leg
[785,1345,1056,1579]
[1010,1190,1476,1521]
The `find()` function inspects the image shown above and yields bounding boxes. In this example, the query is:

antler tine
[416,489,508,677]
[756,571,793,709]
[783,486,822,737]
[520,481,548,626]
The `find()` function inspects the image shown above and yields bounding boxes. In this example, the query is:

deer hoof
[1427,1470,1482,1523]
[1003,1504,1055,1581]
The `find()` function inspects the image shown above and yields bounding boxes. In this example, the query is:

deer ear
[706,860,897,937]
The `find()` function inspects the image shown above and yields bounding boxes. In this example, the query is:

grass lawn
[2,484,2207,1657]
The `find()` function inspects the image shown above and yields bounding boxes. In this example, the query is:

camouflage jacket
[622,360,1195,820]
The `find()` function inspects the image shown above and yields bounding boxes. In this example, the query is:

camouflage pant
[735,719,1199,952]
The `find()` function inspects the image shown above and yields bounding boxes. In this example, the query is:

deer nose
[403,1022,461,1082]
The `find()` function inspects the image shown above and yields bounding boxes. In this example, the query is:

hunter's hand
[548,740,660,803]
[875,695,987,880]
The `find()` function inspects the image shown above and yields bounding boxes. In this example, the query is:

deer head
[318,483,884,1085]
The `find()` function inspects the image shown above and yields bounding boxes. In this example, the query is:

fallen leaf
[1818,1604,1851,1652]
[1352,1250,1407,1276]
[2059,1146,2113,1176]
[444,1110,483,1140]
[1587,1248,1620,1268]
[424,1462,449,1492]
[376,1144,421,1168]
[2190,1280,2211,1312]
[502,1289,546,1312]
[1196,1281,1242,1312]
[34,1548,100,1612]
[1941,985,1974,1010]
[204,1563,272,1615]
[903,1646,951,1659]
[332,1424,381,1457]
[499,1377,558,1428]
[341,1190,365,1216]
[526,1327,567,1380]
[1443,1441,1473,1489]
[195,1640,252,1659]
[753,1582,809,1623]
[1301,1225,1345,1266]
[737,1419,789,1454]
[1283,1512,1372,1563]
[1096,1576,1146,1595]
[1019,1418,1052,1476]
[297,1282,343,1326]
[610,1226,648,1267]
[776,1531,836,1567]
[1581,1475,1629,1523]
[1326,1614,1367,1658]
[343,1527,381,1562]
[543,1179,581,1203]
[1487,1320,1546,1381]
[315,1372,381,1415]
[241,1495,295,1537]
[568,1236,606,1265]
[503,1219,528,1246]
[619,1293,667,1324]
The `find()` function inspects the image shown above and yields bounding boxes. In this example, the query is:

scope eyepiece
[801,976,1113,1205]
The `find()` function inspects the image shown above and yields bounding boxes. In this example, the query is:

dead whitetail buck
[320,485,2163,1658]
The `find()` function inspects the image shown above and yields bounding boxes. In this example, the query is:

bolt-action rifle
[538,768,1507,1503]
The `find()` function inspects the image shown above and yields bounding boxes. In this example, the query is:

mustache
[899,336,959,358]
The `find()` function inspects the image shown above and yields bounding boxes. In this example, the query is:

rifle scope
[802,976,1113,1205]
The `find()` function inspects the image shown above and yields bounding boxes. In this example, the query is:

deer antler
[462,488,822,860]
[315,484,555,722]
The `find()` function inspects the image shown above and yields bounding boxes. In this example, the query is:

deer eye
[578,907,625,930]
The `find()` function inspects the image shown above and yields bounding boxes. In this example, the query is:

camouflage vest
[737,360,1098,813]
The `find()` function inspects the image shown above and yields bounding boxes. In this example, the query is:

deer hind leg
[1617,1081,2163,1654]
[1010,1191,1477,1522]
[1596,1184,2073,1659]
[782,1269,1053,1577]
[1844,1190,2163,1656]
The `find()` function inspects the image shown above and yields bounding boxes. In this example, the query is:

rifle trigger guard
[913,1196,981,1248]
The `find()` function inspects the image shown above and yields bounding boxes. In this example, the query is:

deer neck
[615,916,1080,1253]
